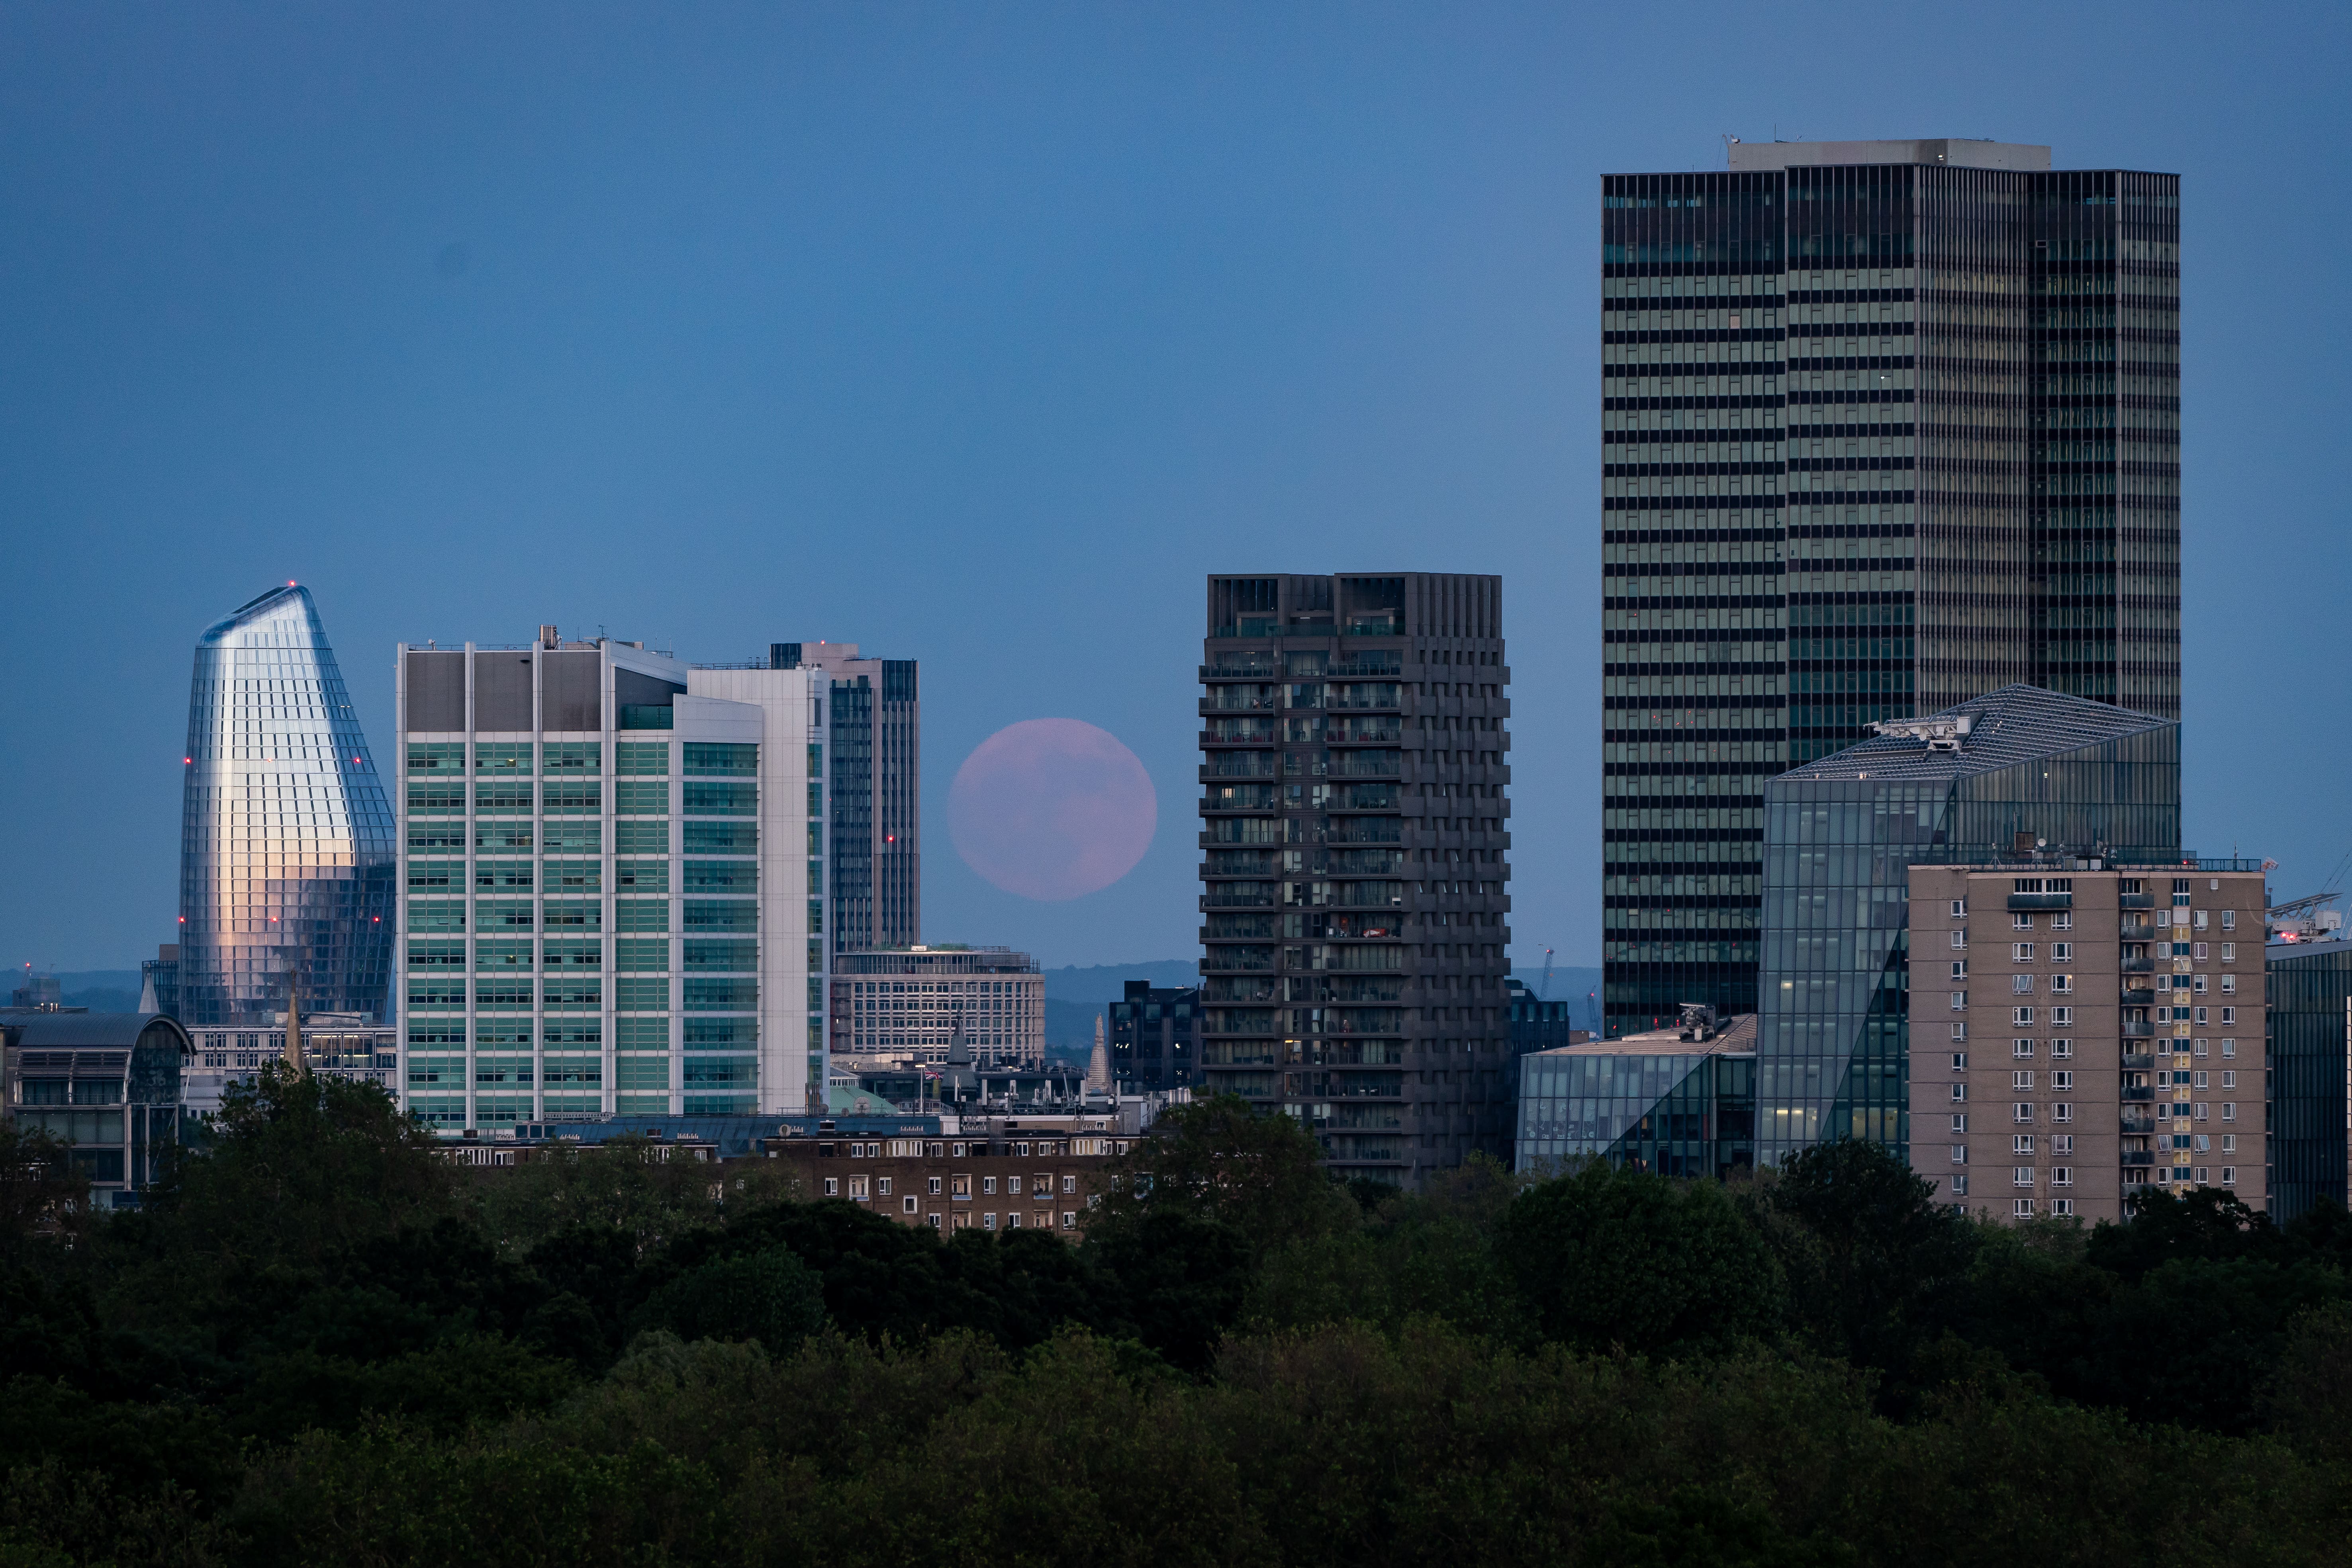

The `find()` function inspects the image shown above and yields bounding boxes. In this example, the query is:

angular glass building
[1516,1014,1757,1178]
[1757,684,2178,1163]
[178,585,396,1027]
[1600,137,2182,1038]
[2265,936,2352,1221]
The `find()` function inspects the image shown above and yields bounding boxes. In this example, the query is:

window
[2172,879,2191,906]
[2012,1134,2036,1155]
[2222,1133,2236,1152]
[2221,1167,2236,1186]
[2050,974,2072,994]
[2013,1168,2035,1189]
[1950,900,1967,916]
[2012,1007,2034,1025]
[2221,974,2236,995]
[877,1177,892,1196]
[1950,1114,1968,1133]
[2011,1070,2035,1090]
[823,1177,839,1196]
[1951,1175,1969,1196]
[2013,942,2035,961]
[952,1173,972,1197]
[2012,914,2035,932]
[2221,909,2236,930]
[2051,943,2071,961]
[982,1176,997,1195]
[2222,1102,2235,1121]
[928,1176,943,1195]
[2052,1135,2073,1155]
[2013,1039,2035,1059]
[848,1176,869,1199]
[1007,1176,1023,1196]
[1061,1175,1077,1194]
[1949,1145,1968,1165]
[2051,1071,2072,1091]
[2050,1008,2071,1026]
[2013,1102,2035,1123]
[2222,942,2236,962]
[1949,1084,1967,1102]
[1951,929,1968,949]
[1952,992,1968,1011]
[1952,961,1968,980]
[2191,1070,2207,1090]
[983,1213,997,1230]
[2222,1038,2236,1058]
[2052,913,2070,931]
[2051,1167,2073,1187]
[2050,1039,2072,1059]
[903,1196,919,1214]
[927,1214,942,1229]
[1951,1052,1969,1072]
[1062,1212,1078,1229]
[2052,1102,2072,1122]
[2221,1071,2236,1089]
[1951,1022,1968,1041]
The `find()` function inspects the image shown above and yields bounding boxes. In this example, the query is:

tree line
[4,1074,2351,1565]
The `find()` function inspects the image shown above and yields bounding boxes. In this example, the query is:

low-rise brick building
[760,1116,1132,1235]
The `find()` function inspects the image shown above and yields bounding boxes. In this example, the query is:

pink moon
[949,719,1157,902]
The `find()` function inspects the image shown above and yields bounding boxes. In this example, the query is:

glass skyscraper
[767,642,920,954]
[177,584,396,1027]
[1601,138,2181,1037]
[1756,683,2180,1165]
[2264,936,2352,1222]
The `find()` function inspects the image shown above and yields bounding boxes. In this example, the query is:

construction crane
[1537,947,1555,1000]
[2269,847,2352,944]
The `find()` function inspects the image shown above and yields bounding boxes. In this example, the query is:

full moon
[949,719,1157,902]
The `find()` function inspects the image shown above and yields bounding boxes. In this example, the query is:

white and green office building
[394,629,828,1128]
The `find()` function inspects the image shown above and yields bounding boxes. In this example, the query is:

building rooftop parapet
[1539,1012,1759,1059]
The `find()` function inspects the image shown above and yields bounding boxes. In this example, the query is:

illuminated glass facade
[1601,139,2180,1039]
[1757,683,2180,1164]
[2264,937,2352,1222]
[178,585,395,1027]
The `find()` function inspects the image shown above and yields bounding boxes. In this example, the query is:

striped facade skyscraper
[1600,137,2180,1038]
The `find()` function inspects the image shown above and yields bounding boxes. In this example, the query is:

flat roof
[1535,1012,1757,1058]
[1726,138,2050,172]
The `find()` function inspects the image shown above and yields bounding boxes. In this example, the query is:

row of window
[405,742,754,777]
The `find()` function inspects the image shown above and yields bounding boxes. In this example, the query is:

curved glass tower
[178,585,395,1026]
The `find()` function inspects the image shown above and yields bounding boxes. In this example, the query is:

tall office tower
[178,585,396,1027]
[1759,684,2183,1167]
[1199,574,1512,1180]
[770,642,919,953]
[1601,137,2180,1037]
[395,629,826,1129]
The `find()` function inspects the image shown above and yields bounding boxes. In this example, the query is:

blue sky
[4,2,2348,972]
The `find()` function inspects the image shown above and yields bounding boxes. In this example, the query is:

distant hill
[1040,960,1199,1004]
[10,969,144,1012]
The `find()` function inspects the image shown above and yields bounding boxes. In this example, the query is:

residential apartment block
[1107,980,1199,1094]
[1909,865,2265,1222]
[1602,138,2182,1038]
[1199,572,1512,1180]
[395,630,827,1129]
